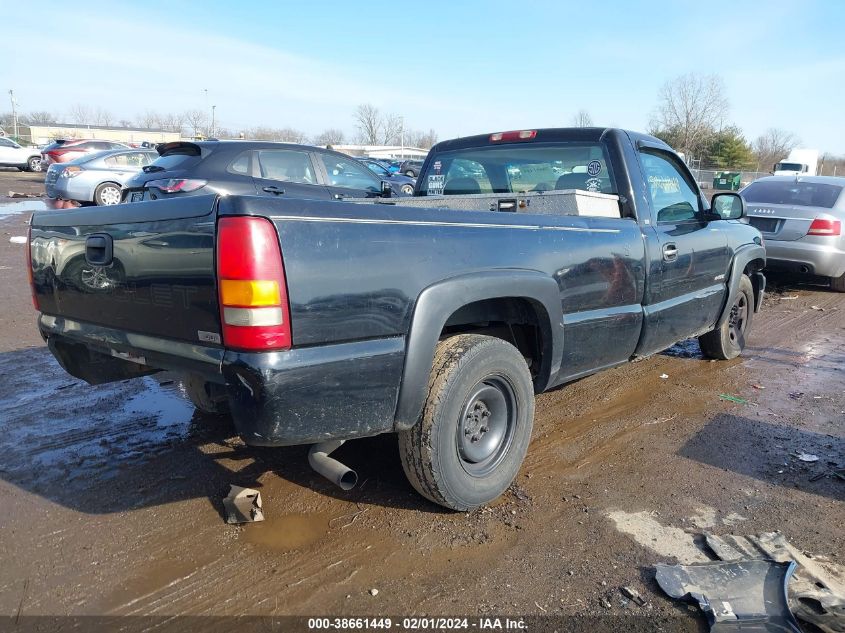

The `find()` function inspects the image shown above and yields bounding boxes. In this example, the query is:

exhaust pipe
[308,440,358,490]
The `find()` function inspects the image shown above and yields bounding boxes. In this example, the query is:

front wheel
[398,334,535,511]
[27,157,42,172]
[698,274,754,360]
[400,183,414,195]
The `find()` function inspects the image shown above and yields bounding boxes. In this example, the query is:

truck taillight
[807,218,841,236]
[27,221,39,310]
[216,216,291,351]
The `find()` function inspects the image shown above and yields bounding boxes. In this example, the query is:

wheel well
[440,297,546,384]
[744,258,765,309]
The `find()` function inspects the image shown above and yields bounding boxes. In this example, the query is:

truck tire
[831,273,845,293]
[182,373,229,414]
[698,274,754,360]
[398,334,534,511]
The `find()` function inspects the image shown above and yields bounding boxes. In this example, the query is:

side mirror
[711,192,745,220]
[380,180,392,198]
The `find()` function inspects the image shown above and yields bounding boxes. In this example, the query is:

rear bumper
[39,314,404,446]
[222,338,404,446]
[764,238,845,278]
[45,178,94,201]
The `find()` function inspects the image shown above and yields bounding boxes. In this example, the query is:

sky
[2,0,845,153]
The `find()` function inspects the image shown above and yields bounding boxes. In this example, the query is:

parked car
[400,158,425,177]
[742,175,845,291]
[359,157,415,195]
[121,140,396,203]
[0,136,43,172]
[40,139,129,169]
[29,127,764,511]
[45,149,158,205]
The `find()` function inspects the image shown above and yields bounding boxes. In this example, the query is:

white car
[0,136,43,172]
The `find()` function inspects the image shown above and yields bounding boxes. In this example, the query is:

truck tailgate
[30,195,221,345]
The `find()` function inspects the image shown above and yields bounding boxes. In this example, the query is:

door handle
[662,243,678,261]
[262,186,285,195]
[333,193,349,200]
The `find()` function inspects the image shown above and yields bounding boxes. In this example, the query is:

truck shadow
[0,347,443,516]
[678,414,844,501]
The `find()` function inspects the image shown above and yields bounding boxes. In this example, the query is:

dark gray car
[121,140,394,203]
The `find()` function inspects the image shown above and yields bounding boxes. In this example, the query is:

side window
[256,150,315,184]
[228,151,251,175]
[0,138,15,148]
[105,152,148,167]
[321,154,380,191]
[640,151,700,223]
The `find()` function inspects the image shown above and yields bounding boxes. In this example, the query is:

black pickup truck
[28,128,765,510]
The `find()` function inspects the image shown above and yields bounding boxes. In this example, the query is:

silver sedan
[45,149,158,205]
[742,175,845,291]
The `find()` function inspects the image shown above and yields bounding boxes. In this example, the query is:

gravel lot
[0,167,842,631]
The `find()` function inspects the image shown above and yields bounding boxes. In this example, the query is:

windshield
[775,162,803,172]
[365,161,389,176]
[742,180,843,208]
[419,142,615,196]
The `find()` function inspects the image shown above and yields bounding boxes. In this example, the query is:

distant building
[17,123,181,145]
[328,144,428,160]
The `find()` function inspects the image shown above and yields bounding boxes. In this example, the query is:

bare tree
[752,128,800,172]
[27,111,58,125]
[184,109,209,137]
[312,128,346,146]
[407,128,438,149]
[92,107,114,126]
[68,103,95,125]
[353,103,382,145]
[244,126,307,142]
[572,109,593,127]
[650,73,729,157]
[381,113,403,145]
[157,112,186,133]
[136,110,158,129]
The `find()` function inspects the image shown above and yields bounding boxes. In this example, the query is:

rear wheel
[182,373,229,414]
[698,274,754,360]
[405,170,415,177]
[831,273,845,293]
[94,182,122,206]
[398,334,534,511]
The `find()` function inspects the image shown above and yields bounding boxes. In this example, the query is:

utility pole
[400,116,404,159]
[9,89,18,139]
[211,105,216,138]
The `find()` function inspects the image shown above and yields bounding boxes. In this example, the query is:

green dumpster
[713,171,741,191]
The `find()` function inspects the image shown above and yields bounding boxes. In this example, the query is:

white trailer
[773,149,819,176]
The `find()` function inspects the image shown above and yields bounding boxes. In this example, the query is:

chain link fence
[690,168,771,190]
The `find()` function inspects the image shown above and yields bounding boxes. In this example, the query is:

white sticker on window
[428,174,445,195]
[585,177,602,192]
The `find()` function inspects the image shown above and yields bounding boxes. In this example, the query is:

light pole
[400,116,404,159]
[9,90,18,139]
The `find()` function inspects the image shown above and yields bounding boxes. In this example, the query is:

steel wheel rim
[728,293,748,344]
[456,375,517,477]
[101,186,120,205]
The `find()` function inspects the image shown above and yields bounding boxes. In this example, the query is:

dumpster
[713,171,741,191]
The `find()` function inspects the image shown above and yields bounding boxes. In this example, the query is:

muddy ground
[0,169,842,631]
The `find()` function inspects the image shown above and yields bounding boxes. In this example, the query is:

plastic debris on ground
[222,485,265,524]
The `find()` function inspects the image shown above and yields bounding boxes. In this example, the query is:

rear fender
[393,270,563,431]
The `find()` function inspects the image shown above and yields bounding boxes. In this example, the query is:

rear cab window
[419,142,616,197]
[742,180,843,208]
